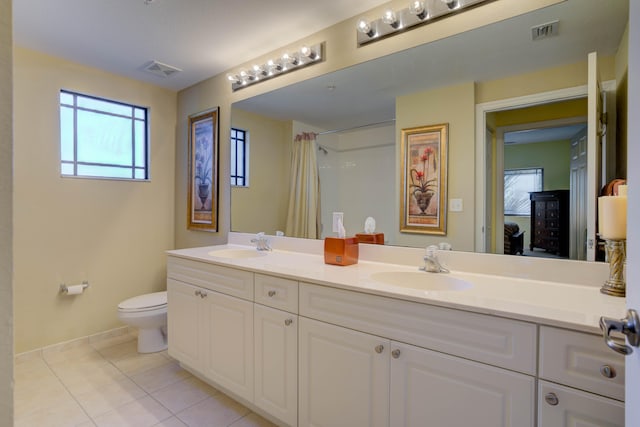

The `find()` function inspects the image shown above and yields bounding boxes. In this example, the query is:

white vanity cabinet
[298,282,536,427]
[299,317,390,427]
[166,252,625,427]
[254,274,299,427]
[167,257,255,403]
[390,341,535,426]
[538,326,625,426]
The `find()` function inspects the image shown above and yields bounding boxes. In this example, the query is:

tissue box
[324,237,359,266]
[355,232,385,245]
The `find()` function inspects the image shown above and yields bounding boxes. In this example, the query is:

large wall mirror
[231,0,628,262]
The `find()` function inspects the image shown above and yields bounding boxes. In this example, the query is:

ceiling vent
[144,60,182,78]
[531,20,559,41]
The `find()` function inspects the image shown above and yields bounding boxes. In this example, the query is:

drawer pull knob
[200,291,207,298]
[375,345,384,354]
[194,290,201,297]
[391,349,401,359]
[284,318,293,326]
[544,392,559,406]
[600,365,617,378]
[268,290,276,297]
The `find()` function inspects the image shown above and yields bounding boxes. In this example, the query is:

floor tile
[95,339,138,361]
[111,351,172,376]
[73,375,147,418]
[90,329,135,350]
[176,394,250,427]
[129,360,192,393]
[151,416,189,427]
[151,376,219,414]
[229,413,278,427]
[15,398,91,427]
[92,396,172,427]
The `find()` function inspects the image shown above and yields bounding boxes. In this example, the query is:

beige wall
[231,109,290,234]
[0,0,13,422]
[175,0,561,249]
[13,47,177,353]
[396,82,476,251]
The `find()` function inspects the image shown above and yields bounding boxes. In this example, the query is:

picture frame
[400,123,448,235]
[187,107,219,231]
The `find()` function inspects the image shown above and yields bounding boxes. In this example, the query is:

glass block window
[504,168,543,215]
[59,90,149,180]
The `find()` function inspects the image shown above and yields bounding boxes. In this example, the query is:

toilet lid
[118,291,167,311]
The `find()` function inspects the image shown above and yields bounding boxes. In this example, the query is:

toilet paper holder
[59,281,90,294]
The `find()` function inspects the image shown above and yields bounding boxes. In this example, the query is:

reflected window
[231,128,248,187]
[504,168,543,216]
[59,90,149,180]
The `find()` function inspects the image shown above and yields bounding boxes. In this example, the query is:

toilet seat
[118,291,167,313]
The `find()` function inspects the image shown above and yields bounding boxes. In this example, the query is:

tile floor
[14,330,278,427]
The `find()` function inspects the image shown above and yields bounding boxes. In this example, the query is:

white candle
[599,195,627,239]
[618,184,628,197]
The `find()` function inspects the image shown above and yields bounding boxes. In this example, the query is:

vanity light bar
[227,43,324,91]
[357,0,492,46]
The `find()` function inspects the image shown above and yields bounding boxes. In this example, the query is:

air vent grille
[144,60,182,78]
[531,20,559,41]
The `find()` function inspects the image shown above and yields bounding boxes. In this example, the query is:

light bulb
[409,1,427,19]
[267,59,282,73]
[382,10,398,28]
[441,0,457,9]
[300,45,318,60]
[226,74,239,83]
[357,18,374,37]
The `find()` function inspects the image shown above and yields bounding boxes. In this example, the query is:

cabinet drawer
[539,326,624,401]
[167,256,254,301]
[255,274,298,314]
[300,283,537,374]
[538,381,624,427]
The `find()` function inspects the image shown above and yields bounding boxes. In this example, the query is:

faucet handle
[425,245,439,257]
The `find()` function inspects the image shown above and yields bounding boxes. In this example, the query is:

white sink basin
[370,271,473,291]
[208,249,268,259]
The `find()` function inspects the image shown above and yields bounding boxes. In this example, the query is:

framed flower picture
[187,108,219,231]
[400,123,448,235]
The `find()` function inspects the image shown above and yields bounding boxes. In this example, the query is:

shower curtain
[285,132,320,239]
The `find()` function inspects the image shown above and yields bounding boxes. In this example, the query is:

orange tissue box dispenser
[324,237,359,266]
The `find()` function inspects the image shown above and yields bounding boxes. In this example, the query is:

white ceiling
[12,0,389,91]
[234,0,628,131]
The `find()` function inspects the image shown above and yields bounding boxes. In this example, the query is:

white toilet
[117,291,168,353]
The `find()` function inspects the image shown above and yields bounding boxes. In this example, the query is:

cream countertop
[167,234,627,335]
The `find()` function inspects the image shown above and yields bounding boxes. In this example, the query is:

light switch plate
[449,199,463,212]
[332,212,344,232]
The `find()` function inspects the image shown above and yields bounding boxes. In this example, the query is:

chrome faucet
[251,232,272,251]
[421,245,449,273]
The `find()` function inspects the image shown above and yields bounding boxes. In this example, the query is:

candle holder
[601,238,626,297]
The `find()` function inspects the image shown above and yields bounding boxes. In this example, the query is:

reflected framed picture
[187,107,219,231]
[400,123,448,235]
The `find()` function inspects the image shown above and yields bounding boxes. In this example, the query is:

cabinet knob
[194,290,201,297]
[391,349,401,359]
[284,318,293,326]
[200,291,207,298]
[600,365,617,379]
[268,290,276,297]
[544,392,559,406]
[374,345,384,354]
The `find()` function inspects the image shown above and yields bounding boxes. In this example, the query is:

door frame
[474,82,615,253]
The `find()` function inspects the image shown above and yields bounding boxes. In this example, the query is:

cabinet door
[254,304,297,427]
[167,279,201,370]
[390,341,535,427]
[538,381,624,427]
[299,317,389,427]
[201,289,254,402]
